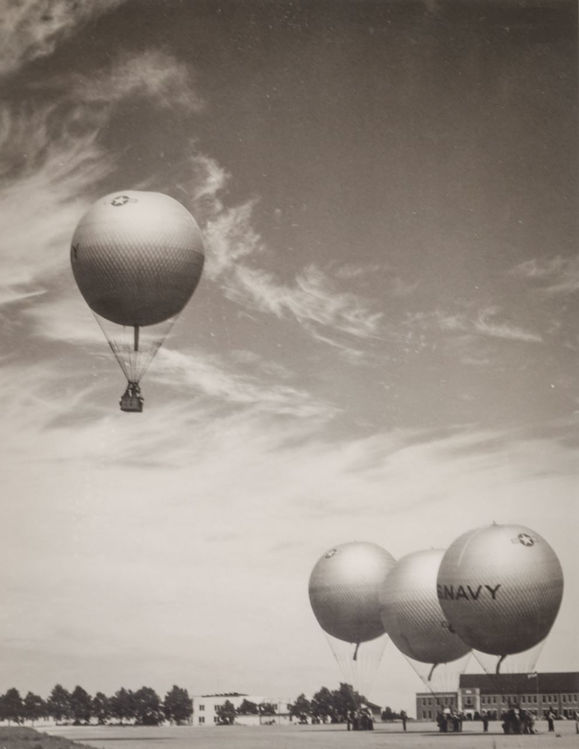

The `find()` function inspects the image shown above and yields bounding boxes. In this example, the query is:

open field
[30,721,579,749]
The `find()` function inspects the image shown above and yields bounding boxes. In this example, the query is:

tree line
[214,698,278,725]
[0,684,192,726]
[0,682,406,727]
[288,683,404,725]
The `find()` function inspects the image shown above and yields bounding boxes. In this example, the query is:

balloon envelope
[380,549,470,665]
[309,542,396,644]
[437,524,563,656]
[71,191,204,326]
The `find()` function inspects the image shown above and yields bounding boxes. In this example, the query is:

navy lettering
[455,585,469,600]
[485,584,501,600]
[467,585,482,600]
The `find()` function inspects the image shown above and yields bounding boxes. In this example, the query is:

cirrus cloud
[0,0,126,78]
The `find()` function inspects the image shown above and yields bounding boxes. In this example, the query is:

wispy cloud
[0,104,111,300]
[0,0,126,78]
[224,263,383,340]
[64,50,204,113]
[0,285,46,306]
[410,306,542,345]
[190,176,385,347]
[22,293,339,449]
[512,255,579,296]
[23,291,101,345]
[0,47,207,309]
[473,306,543,343]
[203,201,264,278]
[152,347,338,420]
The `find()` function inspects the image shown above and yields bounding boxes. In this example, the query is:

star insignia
[324,548,337,559]
[518,533,535,547]
[111,195,130,207]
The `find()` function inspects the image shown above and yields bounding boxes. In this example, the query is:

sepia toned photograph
[0,1,577,748]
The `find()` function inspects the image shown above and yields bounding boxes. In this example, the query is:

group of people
[346,709,374,731]
[500,705,536,735]
[436,708,464,732]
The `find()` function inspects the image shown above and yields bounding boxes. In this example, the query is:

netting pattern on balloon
[380,551,469,664]
[437,526,564,656]
[312,581,387,644]
[72,233,204,326]
[309,542,396,645]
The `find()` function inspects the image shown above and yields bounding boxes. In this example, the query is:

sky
[0,0,577,713]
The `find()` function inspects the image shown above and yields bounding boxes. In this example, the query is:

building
[416,672,579,721]
[415,691,459,721]
[191,692,292,726]
[459,672,579,720]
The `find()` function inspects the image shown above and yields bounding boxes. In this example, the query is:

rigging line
[94,313,130,381]
[93,314,178,384]
[403,656,440,701]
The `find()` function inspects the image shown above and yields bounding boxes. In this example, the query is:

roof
[416,691,457,697]
[361,700,382,711]
[459,673,579,694]
[200,692,248,698]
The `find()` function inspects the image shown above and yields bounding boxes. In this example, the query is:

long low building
[191,692,292,726]
[416,672,579,721]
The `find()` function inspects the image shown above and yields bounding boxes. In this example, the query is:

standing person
[521,709,535,735]
[547,707,555,732]
[400,710,407,732]
[482,710,489,732]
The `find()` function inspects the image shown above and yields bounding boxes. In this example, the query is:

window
[563,695,567,703]
[199,717,205,724]
[199,704,205,711]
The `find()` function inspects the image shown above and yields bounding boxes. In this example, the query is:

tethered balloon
[71,191,204,411]
[437,524,563,672]
[380,549,470,675]
[309,541,396,654]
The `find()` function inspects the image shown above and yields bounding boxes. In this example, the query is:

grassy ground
[0,727,95,749]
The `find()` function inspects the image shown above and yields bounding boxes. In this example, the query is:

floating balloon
[71,191,204,411]
[437,524,563,666]
[309,542,396,647]
[380,549,470,670]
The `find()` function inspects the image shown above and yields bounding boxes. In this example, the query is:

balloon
[380,549,470,666]
[309,542,396,645]
[437,524,563,659]
[71,191,204,326]
[70,191,204,410]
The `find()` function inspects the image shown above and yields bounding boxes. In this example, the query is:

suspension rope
[93,313,178,383]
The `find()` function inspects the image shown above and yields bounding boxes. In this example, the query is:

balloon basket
[120,383,144,412]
